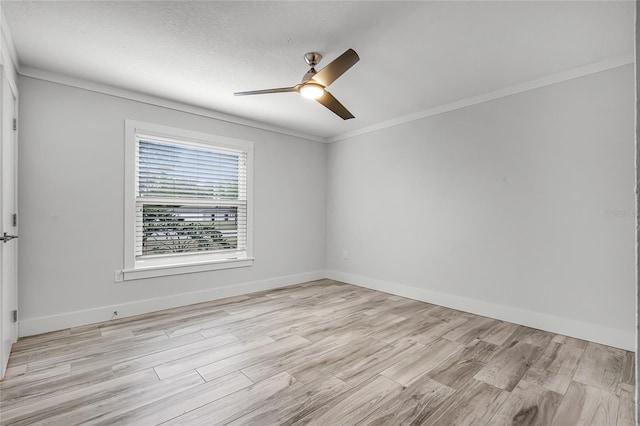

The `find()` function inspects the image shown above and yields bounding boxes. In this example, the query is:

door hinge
[12,213,17,227]
[11,310,17,323]
[12,118,16,131]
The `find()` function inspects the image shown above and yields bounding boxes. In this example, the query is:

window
[123,120,253,280]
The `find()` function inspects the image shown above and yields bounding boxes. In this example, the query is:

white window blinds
[135,136,248,258]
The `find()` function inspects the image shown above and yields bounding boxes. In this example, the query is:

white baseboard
[19,269,635,352]
[326,270,635,352]
[18,270,326,337]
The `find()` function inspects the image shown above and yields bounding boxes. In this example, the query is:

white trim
[328,54,635,143]
[122,257,254,281]
[124,119,254,277]
[19,66,324,143]
[18,270,326,337]
[18,269,636,350]
[326,270,635,351]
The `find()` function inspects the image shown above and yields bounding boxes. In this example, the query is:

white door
[0,69,18,379]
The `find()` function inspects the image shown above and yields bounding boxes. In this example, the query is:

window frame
[123,120,254,281]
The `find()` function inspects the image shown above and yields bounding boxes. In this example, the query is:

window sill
[121,257,254,281]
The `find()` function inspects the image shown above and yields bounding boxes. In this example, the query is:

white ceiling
[2,1,634,141]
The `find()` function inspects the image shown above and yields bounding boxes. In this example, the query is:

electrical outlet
[342,249,348,259]
[114,270,124,282]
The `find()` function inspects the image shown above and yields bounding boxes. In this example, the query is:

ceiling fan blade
[310,49,360,88]
[234,86,298,96]
[316,91,354,120]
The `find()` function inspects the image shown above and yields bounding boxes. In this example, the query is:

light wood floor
[0,279,635,425]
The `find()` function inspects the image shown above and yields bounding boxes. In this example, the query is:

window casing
[123,120,253,280]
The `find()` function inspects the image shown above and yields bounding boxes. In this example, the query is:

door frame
[0,65,18,379]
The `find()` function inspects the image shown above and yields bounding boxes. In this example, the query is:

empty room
[0,1,636,425]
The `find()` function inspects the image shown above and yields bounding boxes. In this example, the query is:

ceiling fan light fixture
[234,48,358,119]
[300,83,324,100]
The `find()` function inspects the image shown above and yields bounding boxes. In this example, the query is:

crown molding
[328,54,634,143]
[19,53,633,145]
[18,66,326,143]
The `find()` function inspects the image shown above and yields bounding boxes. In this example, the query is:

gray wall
[17,64,636,350]
[326,65,636,349]
[18,76,327,333]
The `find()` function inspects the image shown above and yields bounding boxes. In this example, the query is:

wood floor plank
[369,314,461,346]
[153,335,275,379]
[616,387,635,426]
[99,306,233,337]
[407,316,468,346]
[422,378,509,425]
[357,374,456,425]
[69,331,204,376]
[1,363,27,379]
[287,336,388,384]
[520,341,585,394]
[487,379,563,425]
[574,342,626,394]
[332,338,425,385]
[110,332,239,377]
[426,339,498,389]
[348,312,408,338]
[88,371,253,426]
[0,280,633,426]
[196,310,289,339]
[195,334,310,382]
[367,317,414,342]
[8,329,102,361]
[221,309,335,341]
[357,294,415,317]
[621,351,635,386]
[9,329,72,353]
[161,371,297,425]
[377,315,445,344]
[473,341,543,391]
[380,337,462,386]
[226,376,348,426]
[161,311,235,338]
[298,375,404,425]
[443,316,499,344]
[551,334,588,349]
[221,295,300,316]
[552,380,619,425]
[262,314,337,340]
[505,326,554,349]
[295,312,371,342]
[1,367,115,414]
[28,371,203,426]
[298,297,368,320]
[481,321,520,346]
[240,334,352,383]
[426,305,476,320]
[23,330,170,371]
[369,297,435,318]
[0,363,69,394]
[0,369,159,425]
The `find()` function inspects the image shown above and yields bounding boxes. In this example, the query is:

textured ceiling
[2,1,635,140]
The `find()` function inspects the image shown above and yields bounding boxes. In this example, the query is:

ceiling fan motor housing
[302,52,322,83]
[304,52,322,67]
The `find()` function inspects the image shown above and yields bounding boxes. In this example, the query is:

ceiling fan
[234,48,360,120]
